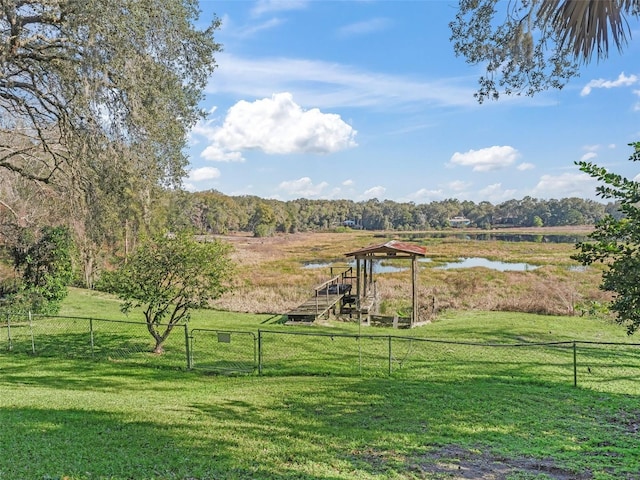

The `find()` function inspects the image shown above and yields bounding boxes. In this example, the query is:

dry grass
[211,228,611,319]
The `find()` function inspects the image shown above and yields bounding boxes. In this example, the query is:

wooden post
[412,255,418,326]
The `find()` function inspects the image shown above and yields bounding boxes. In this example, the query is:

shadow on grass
[189,377,639,479]
[1,357,639,479]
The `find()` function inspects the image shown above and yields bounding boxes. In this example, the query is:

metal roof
[344,240,426,258]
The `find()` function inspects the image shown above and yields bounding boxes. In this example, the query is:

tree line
[168,190,618,236]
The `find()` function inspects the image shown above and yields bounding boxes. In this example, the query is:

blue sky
[187,0,640,204]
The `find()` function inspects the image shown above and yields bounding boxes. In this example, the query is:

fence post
[29,311,35,354]
[573,341,577,388]
[258,330,263,375]
[89,318,95,357]
[388,335,392,376]
[6,313,11,351]
[184,324,192,370]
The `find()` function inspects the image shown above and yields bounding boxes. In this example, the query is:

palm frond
[539,0,636,62]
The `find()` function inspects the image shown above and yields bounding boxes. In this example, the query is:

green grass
[1,288,639,479]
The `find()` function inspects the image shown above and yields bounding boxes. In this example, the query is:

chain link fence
[1,312,187,368]
[2,313,639,390]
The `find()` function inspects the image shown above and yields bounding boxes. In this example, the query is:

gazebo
[344,240,427,326]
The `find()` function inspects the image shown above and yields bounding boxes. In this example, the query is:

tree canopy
[450,0,639,102]
[1,0,221,185]
[106,231,234,353]
[573,143,640,334]
[1,0,222,287]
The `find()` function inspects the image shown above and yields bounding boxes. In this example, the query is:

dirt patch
[352,445,592,479]
[413,445,592,479]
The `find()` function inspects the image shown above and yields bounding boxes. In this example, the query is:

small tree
[9,226,74,314]
[110,231,234,353]
[573,142,640,334]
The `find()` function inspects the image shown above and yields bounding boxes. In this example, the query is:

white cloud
[363,186,386,199]
[342,179,354,186]
[517,162,535,171]
[278,177,329,197]
[206,54,479,109]
[200,93,357,160]
[448,146,520,172]
[251,0,308,17]
[188,166,221,182]
[201,144,245,162]
[580,152,598,162]
[479,183,517,202]
[447,180,472,191]
[338,18,392,37]
[580,72,638,96]
[531,172,598,198]
[405,188,444,202]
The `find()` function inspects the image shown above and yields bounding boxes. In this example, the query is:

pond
[435,257,539,271]
[398,232,587,244]
[305,257,538,273]
[302,261,408,274]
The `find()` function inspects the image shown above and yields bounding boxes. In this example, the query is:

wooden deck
[286,293,345,322]
[286,267,354,323]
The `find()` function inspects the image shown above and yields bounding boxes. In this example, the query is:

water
[399,232,587,243]
[302,260,407,273]
[435,257,539,271]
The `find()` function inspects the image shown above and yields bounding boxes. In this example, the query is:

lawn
[1,288,639,479]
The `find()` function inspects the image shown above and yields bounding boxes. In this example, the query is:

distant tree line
[166,190,618,236]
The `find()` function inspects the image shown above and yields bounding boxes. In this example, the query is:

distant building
[449,216,471,228]
[341,219,362,229]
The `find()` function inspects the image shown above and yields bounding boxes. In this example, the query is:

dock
[286,267,354,323]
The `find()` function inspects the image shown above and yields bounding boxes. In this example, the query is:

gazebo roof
[344,240,426,258]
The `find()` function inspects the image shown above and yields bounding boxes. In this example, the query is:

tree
[1,0,221,183]
[108,231,234,353]
[9,226,74,314]
[1,1,221,286]
[572,142,640,334]
[450,0,639,102]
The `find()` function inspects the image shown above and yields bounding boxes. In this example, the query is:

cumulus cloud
[580,152,598,162]
[581,72,638,96]
[363,186,386,199]
[517,162,535,171]
[188,166,221,182]
[532,172,598,198]
[278,177,329,197]
[447,180,472,191]
[479,183,517,202]
[448,146,520,172]
[196,93,357,162]
[405,188,444,202]
[342,179,354,186]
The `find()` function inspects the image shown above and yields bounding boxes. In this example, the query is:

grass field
[2,285,640,479]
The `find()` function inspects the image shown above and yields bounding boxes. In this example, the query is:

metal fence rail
[2,312,640,391]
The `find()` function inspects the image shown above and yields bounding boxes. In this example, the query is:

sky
[186,0,640,204]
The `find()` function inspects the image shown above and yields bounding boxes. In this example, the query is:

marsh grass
[212,229,610,320]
